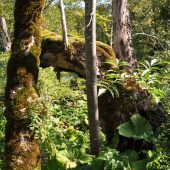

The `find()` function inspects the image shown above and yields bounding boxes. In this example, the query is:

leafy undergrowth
[0,52,8,168]
[0,52,169,170]
[36,59,170,169]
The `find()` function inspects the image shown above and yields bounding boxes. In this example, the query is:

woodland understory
[0,0,170,170]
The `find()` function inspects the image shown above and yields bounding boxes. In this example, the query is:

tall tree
[0,17,11,51]
[112,0,137,68]
[85,0,101,155]
[58,0,69,49]
[3,0,45,169]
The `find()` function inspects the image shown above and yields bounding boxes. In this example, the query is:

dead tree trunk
[85,0,101,155]
[112,0,137,68]
[0,17,11,52]
[3,0,45,169]
[58,0,69,49]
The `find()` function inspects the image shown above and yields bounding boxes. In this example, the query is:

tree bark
[58,0,69,49]
[0,17,11,52]
[85,0,101,155]
[112,0,137,68]
[3,0,45,169]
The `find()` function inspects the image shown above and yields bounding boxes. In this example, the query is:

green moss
[41,29,115,60]
[29,44,41,66]
[41,30,116,75]
[97,41,116,59]
[41,29,58,40]
[69,37,85,43]
[10,88,36,120]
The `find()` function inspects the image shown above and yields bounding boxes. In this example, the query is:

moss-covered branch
[3,0,45,169]
[40,29,116,78]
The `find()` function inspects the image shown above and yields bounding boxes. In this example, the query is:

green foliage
[0,53,169,170]
[0,108,5,168]
[135,58,169,104]
[0,52,8,169]
[97,57,170,169]
[98,58,169,105]
[31,59,169,170]
[98,59,127,98]
[96,2,112,44]
[146,149,170,170]
[43,1,84,37]
[34,68,92,169]
[129,0,170,59]
[92,148,133,170]
[43,147,93,170]
[117,114,154,140]
[43,0,112,43]
[0,0,170,169]
[91,147,150,170]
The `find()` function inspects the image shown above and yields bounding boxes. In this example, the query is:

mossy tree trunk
[3,0,45,169]
[85,0,101,155]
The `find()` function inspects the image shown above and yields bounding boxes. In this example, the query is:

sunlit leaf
[151,59,158,66]
[98,88,107,96]
[117,114,154,140]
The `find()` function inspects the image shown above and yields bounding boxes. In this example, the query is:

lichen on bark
[3,0,45,169]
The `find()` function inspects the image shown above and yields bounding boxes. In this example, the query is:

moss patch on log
[40,29,116,77]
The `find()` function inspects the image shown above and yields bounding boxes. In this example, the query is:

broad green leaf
[56,151,75,168]
[117,114,154,140]
[58,148,93,166]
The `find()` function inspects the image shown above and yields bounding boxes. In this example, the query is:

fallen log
[40,29,116,78]
[40,29,166,152]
